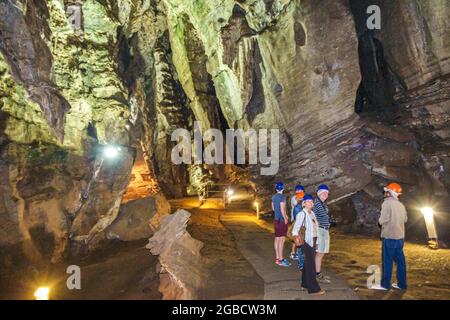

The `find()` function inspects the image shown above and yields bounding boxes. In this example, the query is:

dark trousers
[381,238,407,289]
[301,240,321,294]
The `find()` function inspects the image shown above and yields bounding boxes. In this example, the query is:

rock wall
[1,0,449,265]
[0,0,169,263]
[159,0,450,233]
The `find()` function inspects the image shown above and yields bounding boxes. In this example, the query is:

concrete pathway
[220,210,359,300]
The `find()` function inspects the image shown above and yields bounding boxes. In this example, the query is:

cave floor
[0,240,161,300]
[169,197,265,300]
[172,197,358,300]
[173,196,450,300]
[51,240,162,300]
[326,231,450,300]
[3,197,448,300]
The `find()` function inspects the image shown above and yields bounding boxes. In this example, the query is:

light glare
[421,207,438,239]
[103,145,119,159]
[421,207,434,222]
[34,287,50,300]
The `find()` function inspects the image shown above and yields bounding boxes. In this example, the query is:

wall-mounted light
[227,189,234,196]
[254,201,260,219]
[103,145,121,159]
[34,287,50,300]
[421,207,438,248]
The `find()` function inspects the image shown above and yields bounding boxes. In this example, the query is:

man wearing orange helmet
[373,182,408,291]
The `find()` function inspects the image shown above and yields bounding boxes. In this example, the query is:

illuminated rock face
[0,0,159,263]
[0,0,450,264]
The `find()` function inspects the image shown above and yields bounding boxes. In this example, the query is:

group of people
[271,181,408,295]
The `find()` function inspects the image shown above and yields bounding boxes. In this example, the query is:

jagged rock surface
[1,0,449,271]
[146,209,206,300]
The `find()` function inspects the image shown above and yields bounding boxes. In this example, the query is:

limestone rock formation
[146,209,206,299]
[106,193,171,242]
[1,0,450,274]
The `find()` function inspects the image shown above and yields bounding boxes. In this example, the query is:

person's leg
[274,221,281,261]
[297,246,304,269]
[274,237,280,260]
[280,236,285,260]
[381,238,394,289]
[315,253,324,274]
[302,243,321,294]
[301,245,307,287]
[277,238,283,260]
[291,243,297,255]
[394,240,407,289]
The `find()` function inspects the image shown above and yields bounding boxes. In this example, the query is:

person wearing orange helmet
[290,185,305,262]
[372,182,408,291]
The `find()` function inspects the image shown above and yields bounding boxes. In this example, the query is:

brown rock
[146,209,206,299]
[362,118,415,143]
[106,193,171,241]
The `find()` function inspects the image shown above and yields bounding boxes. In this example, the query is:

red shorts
[274,219,288,237]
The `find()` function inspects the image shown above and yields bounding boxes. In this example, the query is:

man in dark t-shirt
[272,182,290,267]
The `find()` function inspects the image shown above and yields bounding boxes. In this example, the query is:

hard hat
[275,182,284,191]
[302,194,314,202]
[295,184,305,193]
[317,184,329,192]
[296,191,305,200]
[385,182,402,195]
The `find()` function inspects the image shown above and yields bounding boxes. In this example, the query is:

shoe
[280,259,291,267]
[275,259,289,267]
[290,253,298,260]
[316,273,331,284]
[392,283,406,290]
[310,290,325,295]
[369,284,388,291]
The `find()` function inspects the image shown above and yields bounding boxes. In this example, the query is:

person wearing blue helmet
[313,184,331,284]
[289,185,305,262]
[272,182,290,267]
[292,194,324,295]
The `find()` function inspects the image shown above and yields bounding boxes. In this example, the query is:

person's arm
[378,202,390,225]
[271,201,274,212]
[292,212,304,236]
[281,201,288,224]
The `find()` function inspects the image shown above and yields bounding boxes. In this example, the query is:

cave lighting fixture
[103,145,121,159]
[34,287,50,300]
[420,207,439,249]
[254,201,260,219]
